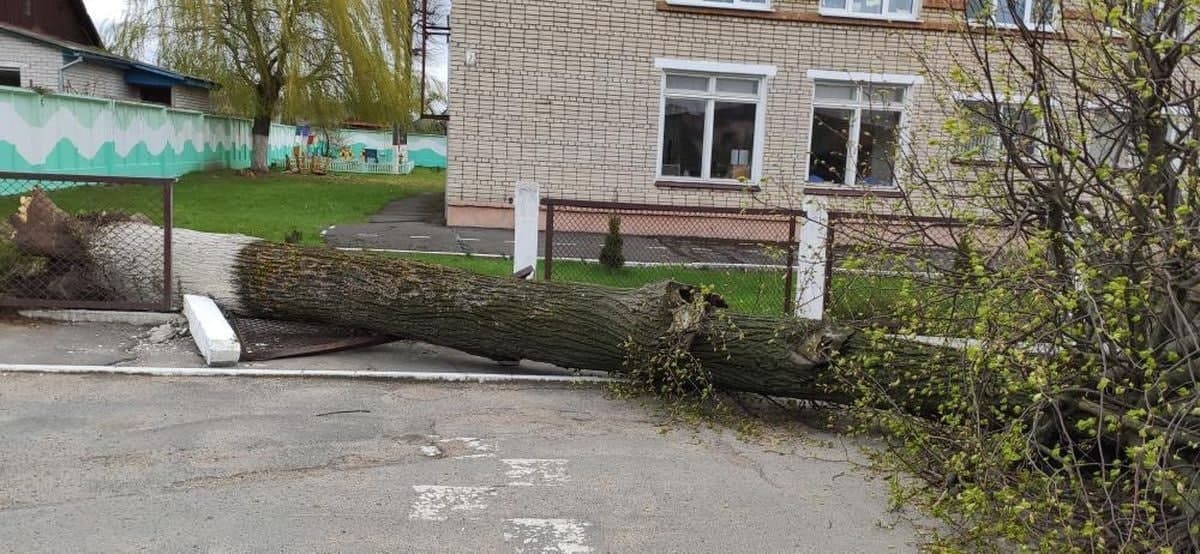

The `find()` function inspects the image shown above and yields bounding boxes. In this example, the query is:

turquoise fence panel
[0,85,253,180]
[409,134,447,168]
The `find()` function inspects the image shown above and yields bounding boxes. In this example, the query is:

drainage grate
[229,317,397,362]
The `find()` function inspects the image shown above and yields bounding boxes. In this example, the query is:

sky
[81,0,450,85]
[82,0,127,28]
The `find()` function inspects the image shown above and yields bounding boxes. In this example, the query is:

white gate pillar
[794,199,829,320]
[513,182,540,279]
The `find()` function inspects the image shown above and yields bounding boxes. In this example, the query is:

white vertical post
[513,182,540,279]
[795,199,829,320]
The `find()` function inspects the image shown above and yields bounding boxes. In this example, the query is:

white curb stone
[182,294,241,366]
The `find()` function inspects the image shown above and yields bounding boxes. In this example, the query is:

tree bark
[251,115,271,173]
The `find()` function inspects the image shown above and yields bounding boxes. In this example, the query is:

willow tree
[151,0,414,172]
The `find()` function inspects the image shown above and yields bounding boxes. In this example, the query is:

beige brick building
[446,0,1093,228]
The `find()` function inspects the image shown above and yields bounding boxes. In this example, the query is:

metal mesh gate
[0,172,174,311]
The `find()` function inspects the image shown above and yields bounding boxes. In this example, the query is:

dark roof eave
[64,48,220,90]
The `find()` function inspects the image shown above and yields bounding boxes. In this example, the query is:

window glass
[960,102,1001,159]
[888,0,914,14]
[824,0,916,17]
[0,68,19,88]
[716,78,759,95]
[957,100,1039,160]
[661,98,707,178]
[857,111,902,186]
[809,81,910,186]
[710,102,758,179]
[666,75,709,92]
[968,0,1052,27]
[809,108,854,184]
[659,70,766,181]
[997,0,1025,25]
[815,83,858,101]
[1030,0,1053,24]
[865,85,906,105]
[849,0,885,14]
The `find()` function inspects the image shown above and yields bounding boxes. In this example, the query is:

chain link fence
[0,172,174,311]
[542,199,803,315]
[823,212,1008,334]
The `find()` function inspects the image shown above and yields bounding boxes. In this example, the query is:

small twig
[314,409,371,417]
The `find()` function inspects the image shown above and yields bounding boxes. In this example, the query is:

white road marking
[503,518,592,553]
[439,437,497,458]
[647,246,668,250]
[354,233,379,238]
[457,237,480,242]
[502,459,570,486]
[409,235,431,239]
[408,486,497,521]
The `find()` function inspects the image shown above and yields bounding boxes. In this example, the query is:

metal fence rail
[0,172,174,311]
[541,198,803,315]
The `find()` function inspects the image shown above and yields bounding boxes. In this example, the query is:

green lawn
[1,168,446,245]
[397,252,928,320]
[400,252,792,315]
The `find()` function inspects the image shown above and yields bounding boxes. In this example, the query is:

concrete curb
[0,364,619,385]
[18,309,182,326]
[183,295,240,366]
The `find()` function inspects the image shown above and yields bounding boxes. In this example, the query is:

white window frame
[968,0,1056,31]
[953,92,1044,162]
[819,0,922,23]
[804,70,920,189]
[1084,103,1188,170]
[654,58,776,184]
[665,0,773,12]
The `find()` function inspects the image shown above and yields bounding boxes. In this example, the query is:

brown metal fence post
[161,179,175,311]
[543,200,555,280]
[783,213,798,315]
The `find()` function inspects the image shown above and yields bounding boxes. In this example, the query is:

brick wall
[171,86,212,112]
[0,32,63,90]
[61,61,139,101]
[445,0,1076,226]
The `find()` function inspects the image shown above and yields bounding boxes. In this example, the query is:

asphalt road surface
[0,374,928,552]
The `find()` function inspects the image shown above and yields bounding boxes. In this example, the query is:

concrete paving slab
[0,374,930,552]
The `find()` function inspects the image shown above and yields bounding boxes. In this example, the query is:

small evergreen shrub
[598,215,625,270]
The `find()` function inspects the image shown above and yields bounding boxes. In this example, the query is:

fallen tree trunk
[6,190,955,404]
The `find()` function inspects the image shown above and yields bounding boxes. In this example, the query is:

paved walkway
[322,194,788,266]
